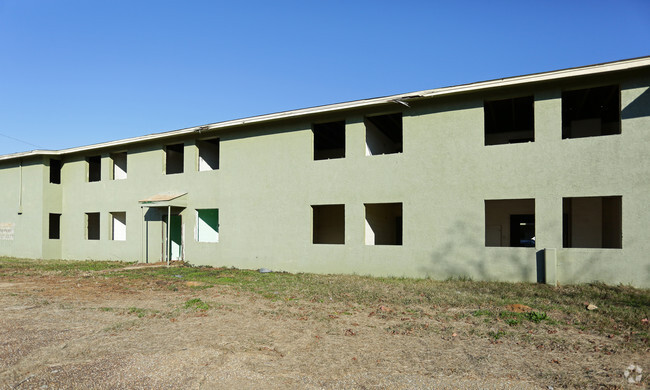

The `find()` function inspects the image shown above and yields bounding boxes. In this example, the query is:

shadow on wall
[621,87,650,120]
[557,236,643,287]
[421,216,645,286]
[420,218,539,283]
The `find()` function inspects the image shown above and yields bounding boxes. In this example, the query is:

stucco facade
[1,57,649,287]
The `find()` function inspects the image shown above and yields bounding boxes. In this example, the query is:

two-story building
[1,56,649,287]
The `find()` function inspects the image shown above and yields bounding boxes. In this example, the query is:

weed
[526,311,548,323]
[184,298,210,311]
[127,307,149,318]
[488,330,506,340]
[499,310,550,326]
[504,318,521,326]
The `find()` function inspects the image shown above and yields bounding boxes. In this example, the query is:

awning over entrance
[139,192,188,208]
[139,193,188,265]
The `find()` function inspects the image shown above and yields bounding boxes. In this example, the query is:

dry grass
[0,258,648,389]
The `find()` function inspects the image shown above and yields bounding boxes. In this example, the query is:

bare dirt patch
[0,266,647,389]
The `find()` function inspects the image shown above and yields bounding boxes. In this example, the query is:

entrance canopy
[139,192,187,265]
[139,192,188,208]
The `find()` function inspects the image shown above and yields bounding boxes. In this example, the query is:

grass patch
[488,330,507,341]
[2,258,648,348]
[499,310,550,326]
[0,257,127,274]
[184,298,210,311]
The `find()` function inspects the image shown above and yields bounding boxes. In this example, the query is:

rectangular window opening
[110,212,126,241]
[485,199,535,247]
[365,113,403,155]
[49,159,62,184]
[563,196,621,248]
[48,213,61,239]
[562,85,620,139]
[196,209,219,242]
[365,203,402,245]
[86,212,100,240]
[198,138,220,171]
[87,156,101,182]
[313,121,345,160]
[111,152,127,180]
[484,96,534,145]
[165,143,184,174]
[312,204,345,244]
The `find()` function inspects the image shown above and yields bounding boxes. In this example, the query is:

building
[1,57,649,287]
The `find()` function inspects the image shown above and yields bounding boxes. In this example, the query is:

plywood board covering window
[562,85,620,139]
[86,212,100,240]
[563,196,621,248]
[198,139,220,171]
[313,121,345,160]
[111,212,126,241]
[111,152,127,180]
[196,209,219,242]
[312,204,345,244]
[165,143,184,174]
[365,203,402,245]
[365,113,403,155]
[485,199,535,247]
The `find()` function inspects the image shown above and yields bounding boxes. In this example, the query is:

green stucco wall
[1,70,649,287]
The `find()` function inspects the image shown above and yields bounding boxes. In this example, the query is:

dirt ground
[0,268,647,389]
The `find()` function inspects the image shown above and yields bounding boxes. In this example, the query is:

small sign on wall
[0,223,15,240]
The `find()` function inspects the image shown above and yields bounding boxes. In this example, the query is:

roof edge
[1,55,649,162]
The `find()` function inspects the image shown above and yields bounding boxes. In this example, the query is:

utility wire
[0,132,42,149]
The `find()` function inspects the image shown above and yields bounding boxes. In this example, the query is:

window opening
[365,113,402,155]
[86,212,100,240]
[484,96,534,145]
[312,204,345,244]
[563,196,621,248]
[87,156,101,182]
[165,143,184,174]
[365,203,402,245]
[111,152,127,180]
[198,138,220,171]
[562,85,620,139]
[48,213,61,239]
[313,121,345,160]
[49,159,62,184]
[111,212,126,241]
[485,199,535,247]
[196,209,219,242]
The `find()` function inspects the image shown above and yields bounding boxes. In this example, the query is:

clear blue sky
[1,0,649,155]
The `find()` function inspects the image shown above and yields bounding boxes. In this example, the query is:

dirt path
[0,275,646,389]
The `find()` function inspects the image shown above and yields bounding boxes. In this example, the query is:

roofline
[2,55,649,162]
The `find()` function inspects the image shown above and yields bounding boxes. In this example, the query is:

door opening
[163,213,184,261]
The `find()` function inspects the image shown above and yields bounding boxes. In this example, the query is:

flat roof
[1,55,649,162]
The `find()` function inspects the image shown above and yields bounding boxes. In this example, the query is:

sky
[0,0,649,156]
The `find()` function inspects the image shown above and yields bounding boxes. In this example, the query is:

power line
[0,132,42,149]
